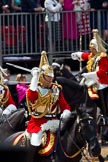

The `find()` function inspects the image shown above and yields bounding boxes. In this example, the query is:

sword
[6,63,31,73]
[0,66,8,76]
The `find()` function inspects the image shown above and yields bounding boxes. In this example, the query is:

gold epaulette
[0,84,9,106]
[52,82,62,90]
[100,52,107,57]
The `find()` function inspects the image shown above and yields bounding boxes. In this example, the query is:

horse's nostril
[89,142,101,157]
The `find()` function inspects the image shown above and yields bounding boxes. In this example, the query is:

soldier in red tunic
[0,68,17,120]
[71,29,108,117]
[25,51,71,162]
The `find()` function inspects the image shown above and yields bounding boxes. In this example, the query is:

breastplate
[27,85,60,118]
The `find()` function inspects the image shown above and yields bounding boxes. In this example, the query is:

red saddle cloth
[12,131,57,157]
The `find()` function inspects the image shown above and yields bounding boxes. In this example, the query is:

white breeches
[2,104,17,116]
[25,130,43,146]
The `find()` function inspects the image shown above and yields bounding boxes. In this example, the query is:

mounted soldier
[71,29,108,144]
[25,51,71,162]
[0,67,17,122]
[71,29,108,116]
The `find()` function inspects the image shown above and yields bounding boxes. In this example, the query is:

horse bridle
[58,116,97,160]
[0,115,14,129]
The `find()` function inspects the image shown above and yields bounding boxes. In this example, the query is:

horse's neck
[61,119,85,154]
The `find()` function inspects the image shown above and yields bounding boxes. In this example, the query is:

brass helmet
[89,29,107,53]
[38,51,54,87]
[0,69,7,103]
[0,66,7,84]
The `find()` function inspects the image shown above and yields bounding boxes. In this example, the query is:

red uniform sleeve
[6,91,16,106]
[82,52,90,60]
[26,89,38,103]
[96,57,108,84]
[58,91,71,112]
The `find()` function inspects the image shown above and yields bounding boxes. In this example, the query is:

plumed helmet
[41,64,54,77]
[38,51,54,87]
[0,66,7,84]
[89,29,107,52]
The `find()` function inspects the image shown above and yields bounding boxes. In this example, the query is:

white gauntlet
[81,72,98,79]
[81,72,98,87]
[60,110,71,119]
[30,67,41,91]
[71,52,82,60]
[2,104,17,116]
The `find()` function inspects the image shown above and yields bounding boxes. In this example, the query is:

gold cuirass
[86,52,106,96]
[27,84,61,118]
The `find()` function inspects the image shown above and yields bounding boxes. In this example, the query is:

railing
[0,10,108,66]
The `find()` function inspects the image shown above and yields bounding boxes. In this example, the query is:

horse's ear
[76,104,86,115]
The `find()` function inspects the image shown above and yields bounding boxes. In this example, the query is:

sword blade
[6,63,31,73]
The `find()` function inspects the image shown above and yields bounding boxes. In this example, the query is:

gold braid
[0,84,9,107]
[26,88,55,119]
[26,82,61,118]
[86,52,107,72]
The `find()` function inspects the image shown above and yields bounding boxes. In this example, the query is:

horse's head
[76,112,101,157]
[0,108,27,142]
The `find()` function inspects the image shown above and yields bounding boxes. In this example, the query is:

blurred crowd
[0,0,108,53]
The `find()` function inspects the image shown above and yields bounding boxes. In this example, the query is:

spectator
[11,0,21,12]
[0,0,11,25]
[10,0,22,27]
[63,0,79,51]
[25,51,71,162]
[21,0,44,53]
[74,0,91,50]
[0,1,10,13]
[89,0,108,40]
[16,73,29,108]
[102,1,108,42]
[44,0,63,52]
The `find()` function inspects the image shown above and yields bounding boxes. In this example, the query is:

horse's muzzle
[89,140,101,157]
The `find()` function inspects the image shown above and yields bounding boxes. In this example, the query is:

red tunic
[4,87,16,107]
[26,88,71,133]
[81,52,108,84]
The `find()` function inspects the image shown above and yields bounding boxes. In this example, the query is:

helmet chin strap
[41,75,52,88]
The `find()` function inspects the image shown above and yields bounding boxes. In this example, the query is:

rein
[4,115,14,129]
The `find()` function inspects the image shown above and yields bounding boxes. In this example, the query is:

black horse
[4,110,101,162]
[0,108,28,142]
[55,74,97,119]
